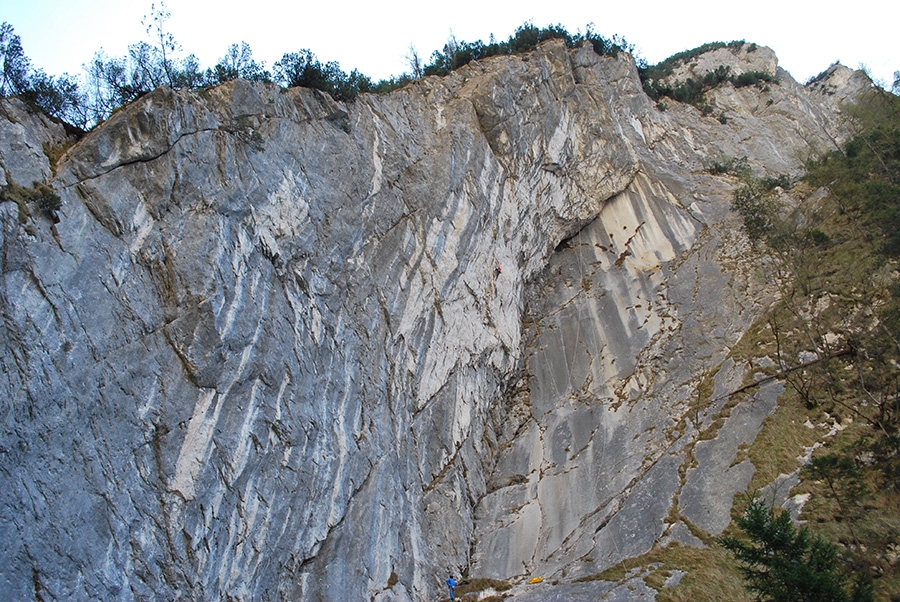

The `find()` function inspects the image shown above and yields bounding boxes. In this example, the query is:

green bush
[732,177,778,244]
[721,498,873,602]
[807,229,831,246]
[640,41,778,110]
[805,88,900,258]
[734,70,778,89]
[706,155,750,176]
[0,180,62,222]
[724,86,900,602]
[422,22,635,77]
[729,171,795,246]
[207,42,270,85]
[806,64,839,86]
[273,49,372,101]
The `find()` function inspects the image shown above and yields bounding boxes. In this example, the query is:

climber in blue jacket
[446,575,457,600]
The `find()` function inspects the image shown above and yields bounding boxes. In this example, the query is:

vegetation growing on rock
[639,41,779,113]
[1,6,898,601]
[1,2,887,134]
[564,80,900,602]
[0,179,61,222]
[721,498,874,602]
[664,85,900,602]
[0,7,636,129]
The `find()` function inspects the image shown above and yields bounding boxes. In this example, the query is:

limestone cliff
[0,40,869,600]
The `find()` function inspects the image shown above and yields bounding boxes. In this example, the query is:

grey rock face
[470,45,864,583]
[0,41,864,600]
[678,380,784,535]
[0,97,75,188]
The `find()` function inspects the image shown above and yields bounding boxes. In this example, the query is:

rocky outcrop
[0,40,868,600]
[0,98,76,189]
[469,45,867,582]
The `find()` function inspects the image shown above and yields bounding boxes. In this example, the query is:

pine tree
[720,498,872,602]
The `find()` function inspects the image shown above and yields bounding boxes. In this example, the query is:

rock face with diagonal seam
[0,39,867,600]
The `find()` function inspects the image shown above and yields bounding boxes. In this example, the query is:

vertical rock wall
[472,48,867,581]
[0,40,867,600]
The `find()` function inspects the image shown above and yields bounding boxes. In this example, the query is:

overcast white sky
[2,0,897,88]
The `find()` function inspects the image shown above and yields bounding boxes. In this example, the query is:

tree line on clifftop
[0,4,638,130]
[5,4,898,133]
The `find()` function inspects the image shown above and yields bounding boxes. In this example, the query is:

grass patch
[654,547,751,602]
[454,577,512,599]
[0,179,61,223]
[745,389,823,491]
[575,544,751,602]
[42,140,75,173]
